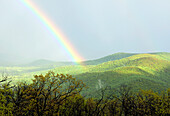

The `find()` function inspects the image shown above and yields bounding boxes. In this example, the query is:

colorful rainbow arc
[20,0,85,63]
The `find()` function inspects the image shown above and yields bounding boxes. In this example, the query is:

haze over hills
[19,52,137,67]
[1,52,169,66]
[0,52,169,96]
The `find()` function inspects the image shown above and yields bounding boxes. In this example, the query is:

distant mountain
[19,52,138,67]
[0,53,74,67]
[82,52,170,65]
[18,52,137,67]
[42,52,170,75]
[1,52,169,67]
[83,52,137,65]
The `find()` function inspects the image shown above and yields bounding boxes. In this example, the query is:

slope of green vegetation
[0,52,169,96]
[152,52,170,61]
[76,67,169,97]
[83,52,137,65]
[76,54,170,96]
[75,54,170,96]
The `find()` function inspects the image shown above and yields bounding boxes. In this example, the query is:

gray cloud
[0,0,169,62]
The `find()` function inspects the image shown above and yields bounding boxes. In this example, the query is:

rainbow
[20,0,85,63]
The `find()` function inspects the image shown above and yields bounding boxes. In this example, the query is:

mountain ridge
[1,52,169,67]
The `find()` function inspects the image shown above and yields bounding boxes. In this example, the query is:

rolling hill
[0,52,169,96]
[83,52,137,65]
[75,53,170,96]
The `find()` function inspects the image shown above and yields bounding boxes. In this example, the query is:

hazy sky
[0,0,170,61]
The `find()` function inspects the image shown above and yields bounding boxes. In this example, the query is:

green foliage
[11,71,85,115]
[0,73,169,115]
[0,75,14,116]
[0,52,170,98]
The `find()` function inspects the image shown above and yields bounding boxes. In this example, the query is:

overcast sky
[0,0,170,62]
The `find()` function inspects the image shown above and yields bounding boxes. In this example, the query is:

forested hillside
[0,52,169,96]
[83,52,137,65]
[75,53,170,96]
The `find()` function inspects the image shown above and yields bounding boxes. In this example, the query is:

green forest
[0,52,170,115]
[0,71,169,115]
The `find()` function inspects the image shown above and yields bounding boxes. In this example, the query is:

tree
[136,89,170,115]
[11,71,86,115]
[116,84,136,116]
[0,73,14,116]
